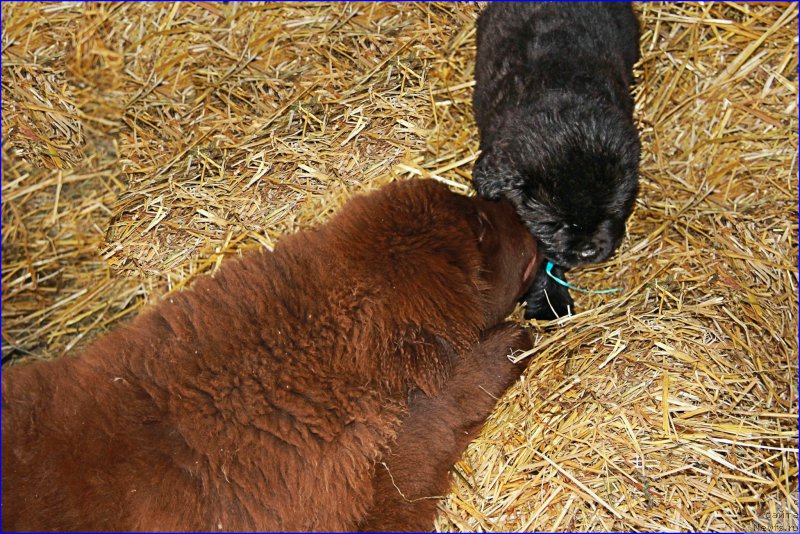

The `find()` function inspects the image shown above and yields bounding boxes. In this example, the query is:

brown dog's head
[326,179,541,395]
[333,179,541,331]
[470,195,542,325]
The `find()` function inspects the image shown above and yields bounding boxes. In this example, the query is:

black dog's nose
[578,246,598,260]
[577,234,614,263]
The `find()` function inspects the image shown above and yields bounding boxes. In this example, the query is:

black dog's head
[473,104,640,269]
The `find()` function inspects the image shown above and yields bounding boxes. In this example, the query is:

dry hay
[2,2,797,532]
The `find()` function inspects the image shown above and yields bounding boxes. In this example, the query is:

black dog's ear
[472,145,516,201]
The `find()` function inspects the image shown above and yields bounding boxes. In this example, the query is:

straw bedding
[2,2,797,531]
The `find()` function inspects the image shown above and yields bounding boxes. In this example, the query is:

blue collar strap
[545,260,622,294]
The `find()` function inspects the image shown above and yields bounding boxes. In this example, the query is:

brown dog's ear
[476,208,492,244]
[457,197,493,245]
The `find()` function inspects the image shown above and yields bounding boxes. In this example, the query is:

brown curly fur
[2,179,540,532]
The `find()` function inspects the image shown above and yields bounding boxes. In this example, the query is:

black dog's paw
[522,264,574,320]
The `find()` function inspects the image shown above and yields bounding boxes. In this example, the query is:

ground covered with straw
[2,2,797,532]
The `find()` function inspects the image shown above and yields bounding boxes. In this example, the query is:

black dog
[472,2,641,320]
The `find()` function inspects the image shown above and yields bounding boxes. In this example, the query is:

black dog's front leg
[523,263,574,320]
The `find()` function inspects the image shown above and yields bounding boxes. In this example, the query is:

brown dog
[2,179,540,531]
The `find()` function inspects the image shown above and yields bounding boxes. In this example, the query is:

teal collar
[545,260,621,294]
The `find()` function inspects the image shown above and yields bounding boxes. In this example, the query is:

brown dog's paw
[454,322,532,402]
[479,322,533,363]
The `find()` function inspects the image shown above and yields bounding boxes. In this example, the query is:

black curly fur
[472,2,642,320]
